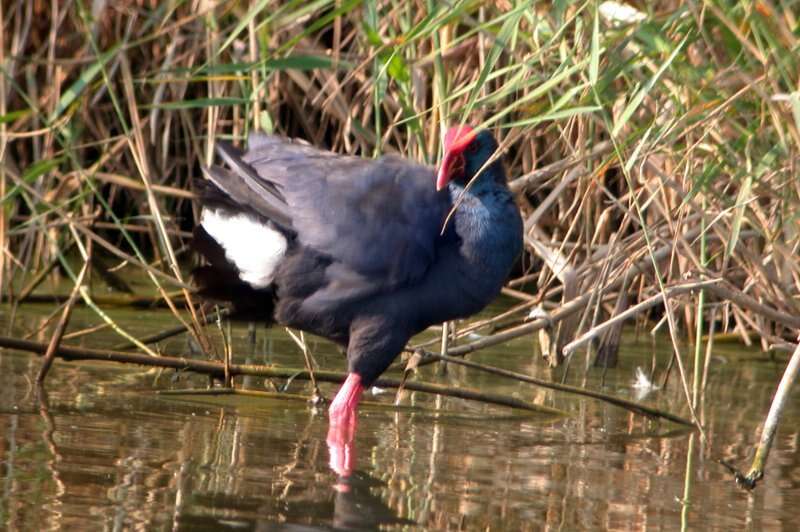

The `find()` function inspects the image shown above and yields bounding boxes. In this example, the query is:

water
[1,302,798,530]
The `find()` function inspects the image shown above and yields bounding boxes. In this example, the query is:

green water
[0,302,797,530]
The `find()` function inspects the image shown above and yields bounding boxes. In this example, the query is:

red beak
[436,151,456,191]
[436,125,476,191]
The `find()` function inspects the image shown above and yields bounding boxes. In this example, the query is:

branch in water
[0,336,565,417]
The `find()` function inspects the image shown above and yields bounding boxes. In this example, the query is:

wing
[218,133,451,301]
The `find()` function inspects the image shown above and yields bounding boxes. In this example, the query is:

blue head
[436,126,505,192]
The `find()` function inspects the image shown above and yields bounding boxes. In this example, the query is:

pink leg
[326,373,364,477]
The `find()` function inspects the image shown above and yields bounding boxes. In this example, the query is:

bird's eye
[465,142,479,154]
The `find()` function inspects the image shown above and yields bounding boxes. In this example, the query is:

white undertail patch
[201,208,287,288]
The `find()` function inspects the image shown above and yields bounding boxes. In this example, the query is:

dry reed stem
[725,339,800,489]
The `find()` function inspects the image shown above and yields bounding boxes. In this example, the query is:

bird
[192,125,523,468]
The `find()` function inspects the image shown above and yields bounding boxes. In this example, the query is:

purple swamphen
[192,126,523,473]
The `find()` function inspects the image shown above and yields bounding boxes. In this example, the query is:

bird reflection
[259,471,414,531]
[327,418,358,477]
[324,406,414,529]
[331,471,415,530]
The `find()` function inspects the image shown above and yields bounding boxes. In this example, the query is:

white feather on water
[632,366,659,400]
[201,208,287,288]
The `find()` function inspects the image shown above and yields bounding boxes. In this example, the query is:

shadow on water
[1,303,799,530]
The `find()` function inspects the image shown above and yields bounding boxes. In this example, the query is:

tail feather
[192,139,299,322]
[193,178,246,216]
[215,141,288,204]
[202,141,295,233]
[200,165,293,232]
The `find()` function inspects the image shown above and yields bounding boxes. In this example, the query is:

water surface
[1,302,798,530]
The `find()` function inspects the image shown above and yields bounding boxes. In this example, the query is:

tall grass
[1,0,798,379]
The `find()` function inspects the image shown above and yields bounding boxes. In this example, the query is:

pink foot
[326,373,363,477]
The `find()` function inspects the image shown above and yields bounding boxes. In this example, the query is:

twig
[112,310,222,350]
[285,328,324,403]
[409,296,541,351]
[563,279,722,356]
[62,322,111,341]
[3,291,185,308]
[508,140,614,195]
[705,281,800,330]
[426,352,695,427]
[91,171,194,199]
[419,290,616,364]
[16,240,77,303]
[36,246,91,383]
[0,336,567,417]
[159,387,547,419]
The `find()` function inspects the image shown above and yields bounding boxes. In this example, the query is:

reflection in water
[0,305,799,530]
[331,471,416,530]
[34,385,67,529]
[327,427,357,478]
